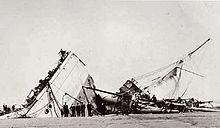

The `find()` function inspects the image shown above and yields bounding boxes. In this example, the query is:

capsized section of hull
[0,109,27,119]
[189,107,220,112]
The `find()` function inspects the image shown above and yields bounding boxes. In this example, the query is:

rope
[143,66,178,90]
[82,86,90,104]
[50,52,73,84]
[61,61,79,85]
[51,83,67,95]
[51,96,59,117]
[28,102,50,116]
[51,52,87,92]
[64,92,82,104]
[171,65,182,98]
[54,60,79,94]
[24,52,88,118]
[51,82,74,104]
[134,61,177,80]
[46,87,60,117]
[24,87,48,116]
[48,85,62,112]
[177,67,204,77]
[180,87,188,98]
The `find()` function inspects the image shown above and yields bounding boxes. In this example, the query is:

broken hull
[0,110,26,119]
[0,51,98,119]
[138,109,179,114]
[99,94,118,104]
[189,107,220,112]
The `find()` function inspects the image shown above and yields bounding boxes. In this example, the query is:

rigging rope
[177,67,204,77]
[54,60,79,94]
[143,66,178,90]
[23,52,89,118]
[51,82,82,106]
[50,52,74,84]
[134,39,210,84]
[180,87,188,98]
[24,87,48,116]
[51,95,59,117]
[48,85,62,112]
[171,65,182,98]
[64,92,82,104]
[133,62,177,80]
[51,83,67,95]
[28,102,50,117]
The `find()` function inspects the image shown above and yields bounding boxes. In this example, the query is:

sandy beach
[0,112,220,128]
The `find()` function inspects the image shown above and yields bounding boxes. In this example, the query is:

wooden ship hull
[1,39,219,119]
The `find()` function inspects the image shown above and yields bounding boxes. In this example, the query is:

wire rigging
[54,60,79,94]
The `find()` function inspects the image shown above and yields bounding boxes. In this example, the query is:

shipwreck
[0,38,219,119]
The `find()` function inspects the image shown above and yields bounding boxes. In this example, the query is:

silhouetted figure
[59,49,66,57]
[129,92,139,113]
[121,92,130,115]
[70,105,76,117]
[7,107,11,113]
[58,49,68,63]
[61,109,64,117]
[3,105,7,114]
[177,97,182,103]
[12,105,15,112]
[152,95,157,102]
[47,70,54,78]
[33,89,39,97]
[87,103,92,117]
[38,79,47,91]
[63,102,69,117]
[25,88,39,107]
[76,103,81,117]
[81,104,85,117]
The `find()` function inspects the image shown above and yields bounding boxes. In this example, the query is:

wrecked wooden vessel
[0,38,219,119]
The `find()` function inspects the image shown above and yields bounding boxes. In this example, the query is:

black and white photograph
[0,0,220,127]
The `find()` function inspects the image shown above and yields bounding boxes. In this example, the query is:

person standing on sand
[87,103,92,116]
[61,108,64,117]
[63,102,69,117]
[81,103,85,117]
[70,104,76,117]
[76,103,81,117]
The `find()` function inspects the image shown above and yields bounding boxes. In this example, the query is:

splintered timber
[0,38,219,119]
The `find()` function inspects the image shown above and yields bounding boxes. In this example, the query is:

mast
[188,38,210,57]
[82,86,122,96]
[133,38,210,96]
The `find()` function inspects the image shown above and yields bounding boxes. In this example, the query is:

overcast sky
[0,1,220,105]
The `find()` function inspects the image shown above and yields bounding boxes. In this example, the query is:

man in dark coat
[63,102,69,117]
[70,104,76,117]
[76,103,81,117]
[87,103,92,117]
[81,103,85,117]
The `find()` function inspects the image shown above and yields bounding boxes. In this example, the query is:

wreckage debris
[0,39,219,119]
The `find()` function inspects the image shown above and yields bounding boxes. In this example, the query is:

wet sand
[0,112,220,128]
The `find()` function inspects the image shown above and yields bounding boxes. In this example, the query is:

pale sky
[0,1,220,106]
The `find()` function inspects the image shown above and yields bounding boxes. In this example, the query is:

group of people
[62,102,93,117]
[24,50,69,108]
[1,104,17,115]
